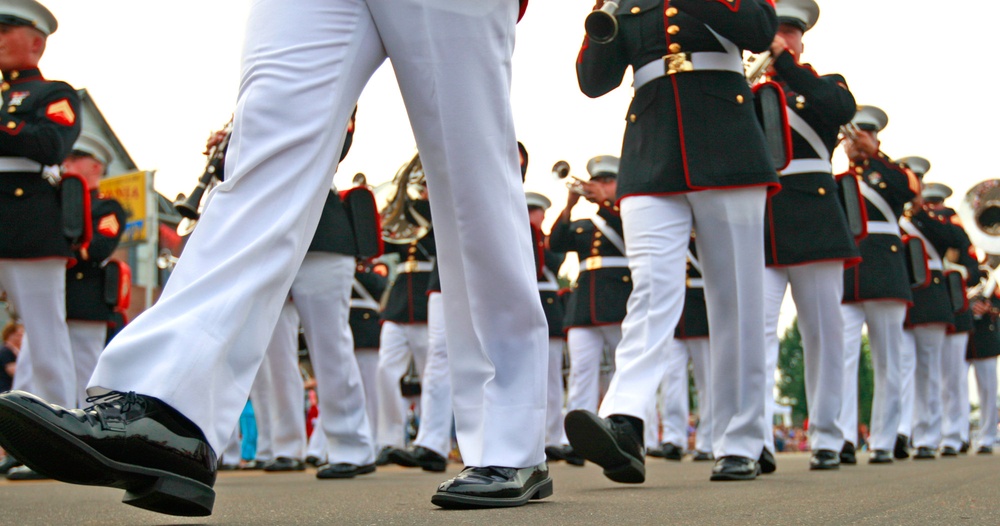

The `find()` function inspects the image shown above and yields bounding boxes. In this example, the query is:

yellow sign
[99,171,147,243]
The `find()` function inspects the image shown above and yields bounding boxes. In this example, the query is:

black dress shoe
[0,390,216,517]
[431,463,552,509]
[388,445,447,472]
[913,446,936,460]
[810,449,841,470]
[217,463,241,471]
[558,445,585,466]
[960,442,970,454]
[977,446,993,455]
[894,434,910,460]
[758,448,777,474]
[940,446,958,457]
[840,441,857,465]
[374,446,394,466]
[692,451,714,462]
[241,459,265,470]
[646,446,665,458]
[661,443,683,461]
[305,455,325,468]
[0,454,21,474]
[869,449,894,464]
[315,462,376,479]
[564,411,645,483]
[710,456,759,481]
[263,457,306,472]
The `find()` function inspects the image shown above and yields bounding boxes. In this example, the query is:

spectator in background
[0,320,24,474]
[1,320,23,392]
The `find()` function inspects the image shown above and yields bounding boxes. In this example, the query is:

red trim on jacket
[0,121,24,135]
[518,0,528,21]
[615,182,781,207]
[711,0,742,12]
[767,255,863,270]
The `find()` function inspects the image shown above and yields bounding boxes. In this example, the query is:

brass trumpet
[744,51,774,85]
[552,160,587,195]
[585,1,619,44]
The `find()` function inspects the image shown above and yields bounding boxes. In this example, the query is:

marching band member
[837,107,918,464]
[61,134,126,409]
[897,161,967,460]
[0,0,80,412]
[565,0,779,482]
[924,186,979,457]
[549,156,630,465]
[522,192,572,466]
[966,266,1000,455]
[374,194,433,464]
[387,259,451,472]
[759,0,859,471]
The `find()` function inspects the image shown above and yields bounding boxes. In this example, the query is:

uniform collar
[3,67,43,83]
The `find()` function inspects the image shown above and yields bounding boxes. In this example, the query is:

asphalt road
[1,452,998,525]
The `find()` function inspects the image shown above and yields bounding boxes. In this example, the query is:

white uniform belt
[779,159,833,177]
[350,299,380,311]
[927,261,944,271]
[0,157,43,173]
[866,221,900,237]
[686,277,705,289]
[583,256,629,271]
[537,282,559,292]
[398,260,434,273]
[633,52,744,91]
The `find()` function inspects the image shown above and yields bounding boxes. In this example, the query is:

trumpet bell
[958,179,1000,255]
[585,1,619,44]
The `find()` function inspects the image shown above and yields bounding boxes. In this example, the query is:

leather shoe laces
[83,391,149,430]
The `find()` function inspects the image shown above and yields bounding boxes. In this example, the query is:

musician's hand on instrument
[770,34,788,57]
[593,0,605,10]
[203,129,229,155]
[567,187,582,208]
[973,299,992,316]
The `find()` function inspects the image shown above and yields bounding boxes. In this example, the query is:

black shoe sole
[564,411,644,484]
[430,476,553,509]
[809,463,841,470]
[868,458,894,464]
[0,398,214,517]
[315,464,376,479]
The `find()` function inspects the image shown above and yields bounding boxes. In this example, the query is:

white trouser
[545,338,566,447]
[564,325,622,422]
[599,189,768,459]
[839,301,906,451]
[376,321,429,449]
[908,326,947,449]
[249,300,305,461]
[653,338,713,452]
[940,333,970,449]
[657,338,691,449]
[306,416,327,462]
[413,292,453,458]
[970,358,998,448]
[89,0,545,467]
[898,329,917,437]
[222,426,244,466]
[356,348,380,441]
[764,262,846,452]
[68,320,107,408]
[1,259,74,408]
[293,253,373,464]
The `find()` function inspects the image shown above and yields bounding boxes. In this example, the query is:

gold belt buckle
[664,53,693,76]
[402,260,418,273]
[585,256,603,271]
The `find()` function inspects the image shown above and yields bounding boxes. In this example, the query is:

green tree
[857,334,874,429]
[777,319,808,426]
